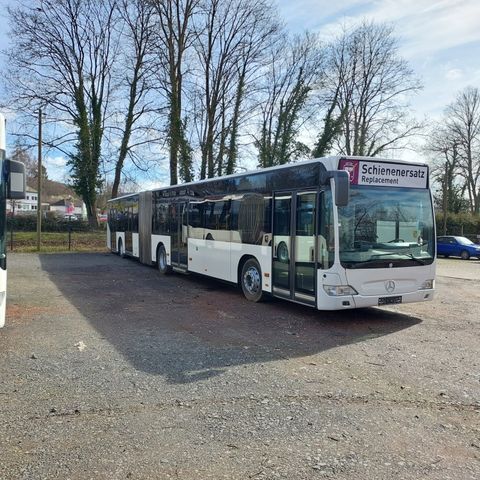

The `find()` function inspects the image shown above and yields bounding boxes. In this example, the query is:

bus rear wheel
[118,239,125,258]
[241,258,264,302]
[157,245,171,274]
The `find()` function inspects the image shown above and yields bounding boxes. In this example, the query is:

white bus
[107,156,435,310]
[0,113,26,327]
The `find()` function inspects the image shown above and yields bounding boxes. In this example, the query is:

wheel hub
[244,267,260,294]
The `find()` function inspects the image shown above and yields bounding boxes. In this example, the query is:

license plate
[378,296,402,305]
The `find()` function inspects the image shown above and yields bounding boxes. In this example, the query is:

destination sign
[339,159,428,188]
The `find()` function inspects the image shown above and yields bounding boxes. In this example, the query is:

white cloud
[445,68,464,81]
[43,155,69,183]
[278,0,480,158]
[278,0,367,32]
[138,179,169,191]
[45,155,67,168]
[367,0,480,59]
[279,0,480,59]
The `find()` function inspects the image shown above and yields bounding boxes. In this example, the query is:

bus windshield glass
[337,186,434,268]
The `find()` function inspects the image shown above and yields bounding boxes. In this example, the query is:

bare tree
[445,86,480,214]
[10,145,47,184]
[255,32,324,168]
[425,125,464,233]
[6,0,119,226]
[190,0,278,178]
[325,21,423,157]
[194,0,245,179]
[151,0,199,185]
[110,0,158,198]
[311,82,344,158]
[222,0,280,175]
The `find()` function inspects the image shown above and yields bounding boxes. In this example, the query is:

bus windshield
[337,186,434,268]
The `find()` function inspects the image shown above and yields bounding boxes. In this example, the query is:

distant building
[7,187,86,219]
[7,187,48,215]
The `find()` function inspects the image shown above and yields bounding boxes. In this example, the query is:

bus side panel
[132,233,140,258]
[151,235,171,265]
[188,238,231,281]
[0,270,6,328]
[106,224,111,250]
[230,244,272,293]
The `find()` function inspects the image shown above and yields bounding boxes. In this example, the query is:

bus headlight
[419,279,434,290]
[323,285,358,296]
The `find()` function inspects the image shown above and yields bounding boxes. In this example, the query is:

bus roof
[108,155,428,202]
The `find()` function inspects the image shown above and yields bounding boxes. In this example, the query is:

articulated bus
[107,156,436,310]
[0,113,26,327]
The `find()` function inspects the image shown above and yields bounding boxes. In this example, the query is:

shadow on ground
[39,253,422,384]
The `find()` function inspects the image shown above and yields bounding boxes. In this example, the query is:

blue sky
[1,0,480,185]
[279,0,480,118]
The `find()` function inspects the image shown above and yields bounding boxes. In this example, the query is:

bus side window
[204,200,230,238]
[217,200,229,230]
[204,202,215,232]
[188,202,204,239]
[133,201,139,232]
[239,194,265,245]
[153,198,169,235]
[230,200,240,243]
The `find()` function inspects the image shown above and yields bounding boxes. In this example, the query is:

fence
[7,216,106,252]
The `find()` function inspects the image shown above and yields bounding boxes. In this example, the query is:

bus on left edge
[0,112,26,327]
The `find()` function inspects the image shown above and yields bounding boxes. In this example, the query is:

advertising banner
[66,200,75,215]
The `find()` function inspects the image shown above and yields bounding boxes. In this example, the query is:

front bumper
[316,289,435,310]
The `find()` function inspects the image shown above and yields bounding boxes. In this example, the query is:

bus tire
[277,241,289,263]
[157,245,171,274]
[241,258,264,302]
[460,250,470,260]
[118,238,125,258]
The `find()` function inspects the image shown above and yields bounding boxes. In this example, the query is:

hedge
[7,215,105,232]
[435,212,480,242]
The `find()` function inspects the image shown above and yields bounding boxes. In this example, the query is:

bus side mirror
[6,159,26,200]
[320,170,350,206]
[333,170,349,207]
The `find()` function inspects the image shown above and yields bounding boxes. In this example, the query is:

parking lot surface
[0,254,479,479]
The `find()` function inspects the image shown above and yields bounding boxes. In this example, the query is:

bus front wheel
[157,245,171,274]
[241,258,264,302]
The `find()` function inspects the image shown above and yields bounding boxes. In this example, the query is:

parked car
[437,236,480,260]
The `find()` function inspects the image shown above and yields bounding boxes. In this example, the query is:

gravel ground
[0,254,479,480]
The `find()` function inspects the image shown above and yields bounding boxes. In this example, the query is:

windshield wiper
[404,253,428,265]
[343,259,391,269]
[343,250,430,269]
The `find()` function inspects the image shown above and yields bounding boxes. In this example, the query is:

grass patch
[8,231,108,253]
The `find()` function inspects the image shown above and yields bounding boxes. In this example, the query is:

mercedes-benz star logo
[385,280,395,293]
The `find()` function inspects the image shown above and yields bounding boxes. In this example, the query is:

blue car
[437,236,480,260]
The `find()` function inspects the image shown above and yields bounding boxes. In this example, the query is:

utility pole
[36,108,42,251]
